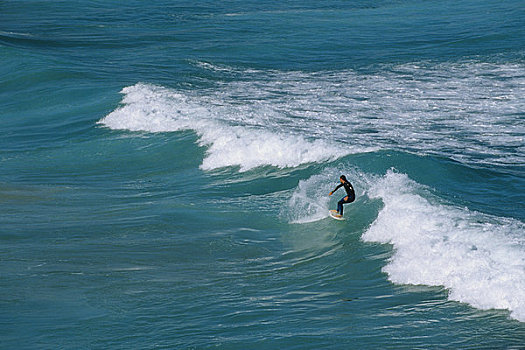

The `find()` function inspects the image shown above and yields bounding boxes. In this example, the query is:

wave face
[282,167,525,322]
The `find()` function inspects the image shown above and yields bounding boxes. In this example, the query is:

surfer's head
[340,175,347,183]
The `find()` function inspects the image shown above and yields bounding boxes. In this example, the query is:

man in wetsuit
[329,175,355,218]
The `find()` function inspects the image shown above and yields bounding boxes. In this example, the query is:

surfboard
[329,210,345,221]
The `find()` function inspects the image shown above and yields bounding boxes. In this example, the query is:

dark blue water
[1,1,524,348]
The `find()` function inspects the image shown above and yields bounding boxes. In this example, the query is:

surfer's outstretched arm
[329,183,343,196]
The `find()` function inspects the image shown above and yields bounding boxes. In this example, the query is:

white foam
[99,83,359,171]
[362,170,525,321]
[285,172,334,224]
[199,126,342,171]
[100,60,525,168]
[194,61,525,167]
[99,84,208,133]
[284,168,367,224]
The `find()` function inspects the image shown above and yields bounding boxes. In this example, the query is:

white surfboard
[329,210,345,221]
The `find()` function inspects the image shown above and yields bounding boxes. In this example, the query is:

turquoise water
[1,0,524,348]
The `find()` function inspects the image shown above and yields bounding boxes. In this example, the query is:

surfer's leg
[337,198,345,215]
[338,195,355,215]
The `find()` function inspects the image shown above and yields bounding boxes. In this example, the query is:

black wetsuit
[332,181,355,215]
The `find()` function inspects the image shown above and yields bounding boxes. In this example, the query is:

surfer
[329,175,355,218]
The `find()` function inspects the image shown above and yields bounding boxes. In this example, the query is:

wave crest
[99,83,360,171]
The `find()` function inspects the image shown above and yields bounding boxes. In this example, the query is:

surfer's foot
[330,210,343,217]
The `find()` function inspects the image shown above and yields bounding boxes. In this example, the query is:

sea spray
[285,167,370,224]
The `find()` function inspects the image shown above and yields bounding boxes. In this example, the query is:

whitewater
[101,62,525,169]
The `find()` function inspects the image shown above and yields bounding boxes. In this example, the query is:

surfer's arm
[329,183,343,196]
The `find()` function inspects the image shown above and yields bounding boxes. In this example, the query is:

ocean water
[1,0,524,348]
